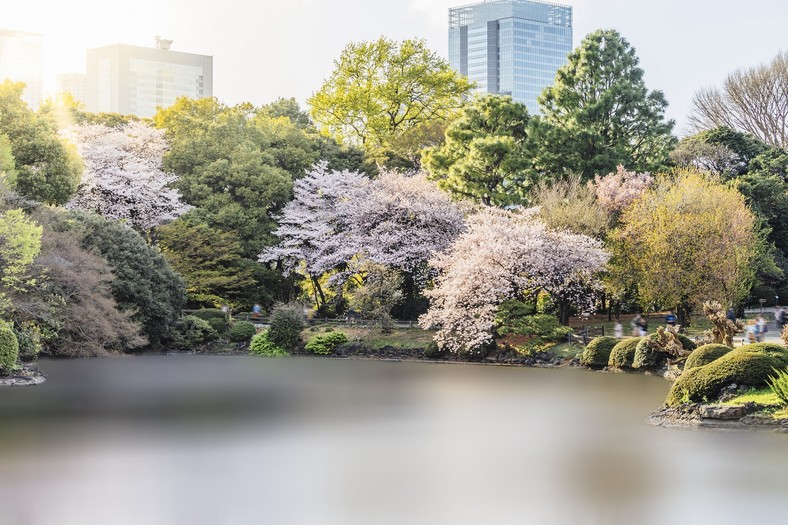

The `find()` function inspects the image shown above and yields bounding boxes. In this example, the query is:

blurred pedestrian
[614,320,623,338]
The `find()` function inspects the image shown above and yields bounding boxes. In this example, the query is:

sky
[4,0,788,135]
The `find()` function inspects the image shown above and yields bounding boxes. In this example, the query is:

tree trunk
[677,301,692,331]
[559,298,571,326]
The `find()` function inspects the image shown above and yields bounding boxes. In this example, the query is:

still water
[0,356,786,525]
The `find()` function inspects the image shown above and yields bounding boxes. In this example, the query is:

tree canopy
[534,29,675,180]
[309,37,473,166]
[690,52,788,150]
[0,81,82,205]
[610,171,758,322]
[423,95,533,207]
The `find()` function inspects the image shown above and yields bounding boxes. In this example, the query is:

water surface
[0,356,785,524]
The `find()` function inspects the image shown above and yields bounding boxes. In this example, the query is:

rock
[699,404,748,420]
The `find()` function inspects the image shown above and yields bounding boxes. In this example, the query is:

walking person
[614,320,623,339]
[631,314,642,337]
[755,315,767,342]
[776,305,785,333]
[665,310,677,328]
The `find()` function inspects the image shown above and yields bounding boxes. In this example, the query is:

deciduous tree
[420,208,608,353]
[309,37,472,166]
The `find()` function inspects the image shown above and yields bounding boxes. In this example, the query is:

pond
[0,356,786,524]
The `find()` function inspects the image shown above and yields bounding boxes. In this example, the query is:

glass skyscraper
[0,29,43,109]
[449,0,572,114]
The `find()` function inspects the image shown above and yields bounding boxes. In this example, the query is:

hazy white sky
[5,0,788,134]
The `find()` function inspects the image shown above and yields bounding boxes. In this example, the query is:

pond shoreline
[0,363,46,387]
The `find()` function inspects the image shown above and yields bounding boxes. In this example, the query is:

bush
[171,315,217,349]
[229,320,257,342]
[249,331,289,357]
[497,308,571,342]
[268,303,305,351]
[580,336,618,368]
[665,343,788,406]
[74,212,186,344]
[767,368,788,405]
[190,308,230,334]
[632,335,661,370]
[676,333,697,352]
[0,326,19,374]
[305,332,348,355]
[684,344,733,370]
[608,337,642,369]
[423,341,447,359]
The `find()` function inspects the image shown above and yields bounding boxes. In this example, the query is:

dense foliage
[305,332,349,355]
[580,336,619,368]
[267,303,305,351]
[249,330,289,357]
[309,37,472,166]
[0,324,19,374]
[534,30,675,179]
[0,81,82,205]
[423,95,532,207]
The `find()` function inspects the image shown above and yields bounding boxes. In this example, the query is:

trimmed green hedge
[684,344,733,370]
[0,326,19,374]
[229,320,257,342]
[249,331,289,357]
[305,332,349,355]
[608,337,642,369]
[665,343,788,406]
[580,336,618,368]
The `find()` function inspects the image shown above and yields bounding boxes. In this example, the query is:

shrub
[190,308,230,334]
[580,336,618,368]
[229,320,257,342]
[171,315,217,349]
[305,332,349,355]
[249,331,289,357]
[497,308,571,342]
[684,344,733,370]
[74,212,186,344]
[268,303,305,351]
[676,333,697,352]
[608,337,642,369]
[632,335,661,370]
[665,343,788,406]
[0,326,19,374]
[767,368,788,405]
[423,341,446,359]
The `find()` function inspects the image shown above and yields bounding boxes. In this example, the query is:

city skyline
[3,0,788,134]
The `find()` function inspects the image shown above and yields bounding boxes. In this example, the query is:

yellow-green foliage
[0,209,42,295]
[580,336,618,367]
[249,330,289,357]
[305,332,348,355]
[665,343,788,406]
[0,325,19,373]
[684,343,733,370]
[608,337,642,369]
[611,171,757,314]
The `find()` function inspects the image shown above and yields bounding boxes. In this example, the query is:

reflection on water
[0,357,786,524]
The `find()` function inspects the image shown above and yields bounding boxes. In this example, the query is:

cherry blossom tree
[590,165,654,214]
[65,122,190,230]
[419,208,609,354]
[260,164,466,311]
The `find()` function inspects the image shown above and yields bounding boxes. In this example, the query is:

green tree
[73,213,186,345]
[0,208,42,311]
[534,30,675,180]
[610,171,759,326]
[309,37,473,166]
[423,95,533,207]
[0,81,82,205]
[156,217,257,308]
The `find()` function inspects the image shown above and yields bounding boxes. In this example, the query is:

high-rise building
[56,73,87,105]
[449,0,572,114]
[86,39,212,118]
[0,29,44,109]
